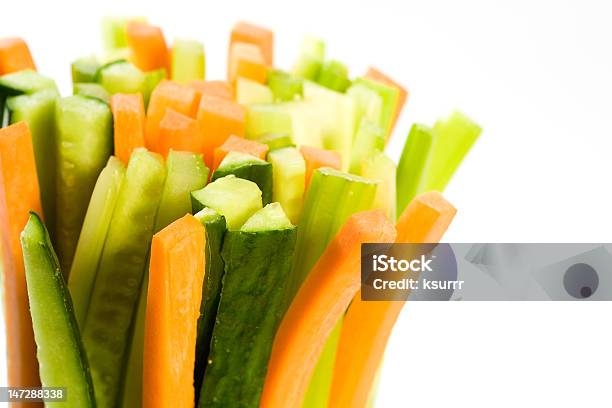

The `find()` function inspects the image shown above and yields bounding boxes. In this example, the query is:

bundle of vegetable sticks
[0,18,480,408]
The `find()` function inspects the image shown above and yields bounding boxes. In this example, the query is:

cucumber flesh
[267,147,305,224]
[258,132,294,151]
[212,151,273,205]
[348,118,385,175]
[74,83,111,104]
[241,202,294,232]
[0,70,58,96]
[172,39,206,83]
[55,95,113,275]
[95,60,145,95]
[68,157,125,329]
[72,56,101,84]
[193,207,227,402]
[192,175,262,230]
[246,103,293,139]
[21,213,95,408]
[81,149,166,408]
[236,77,274,105]
[7,88,59,238]
[199,205,297,407]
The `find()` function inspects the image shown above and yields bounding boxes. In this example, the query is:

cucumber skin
[194,213,227,402]
[199,228,297,408]
[212,161,273,205]
[21,213,95,408]
[81,150,165,408]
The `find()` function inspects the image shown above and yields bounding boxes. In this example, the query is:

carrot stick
[126,21,170,73]
[143,214,206,408]
[213,134,268,171]
[230,22,274,66]
[228,42,268,84]
[299,145,341,189]
[111,93,146,164]
[365,67,408,133]
[329,192,456,408]
[260,209,396,408]
[0,122,42,399]
[0,37,36,74]
[157,108,201,157]
[188,80,234,101]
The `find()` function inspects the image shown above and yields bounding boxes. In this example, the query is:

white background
[2,0,612,406]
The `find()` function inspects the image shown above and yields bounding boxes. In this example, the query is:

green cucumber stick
[69,157,125,328]
[72,56,101,84]
[362,151,397,221]
[396,124,434,217]
[96,60,146,95]
[7,88,59,237]
[246,103,293,139]
[419,111,482,193]
[268,147,306,224]
[21,213,95,408]
[121,150,208,408]
[0,96,5,126]
[171,39,205,83]
[258,132,294,151]
[73,83,110,104]
[288,167,377,300]
[0,70,58,95]
[200,203,297,408]
[81,149,165,408]
[212,151,273,205]
[55,95,113,275]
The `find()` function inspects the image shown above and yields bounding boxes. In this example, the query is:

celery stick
[68,157,125,328]
[292,36,325,80]
[268,69,303,101]
[172,39,205,83]
[396,124,434,216]
[363,152,397,221]
[246,103,293,139]
[348,119,385,174]
[419,111,482,192]
[268,147,306,224]
[236,77,274,105]
[347,82,383,130]
[316,60,351,92]
[258,132,294,151]
[353,77,399,136]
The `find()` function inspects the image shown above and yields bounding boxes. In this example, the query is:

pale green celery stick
[236,77,274,105]
[362,152,397,221]
[348,119,385,174]
[268,147,306,224]
[246,103,293,139]
[419,111,482,192]
[68,157,125,328]
[171,39,205,83]
[292,36,326,80]
[396,124,434,217]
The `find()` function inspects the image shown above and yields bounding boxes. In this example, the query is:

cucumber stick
[193,207,227,401]
[0,70,58,96]
[74,83,110,104]
[121,150,208,408]
[212,151,273,205]
[7,88,59,238]
[246,104,293,139]
[96,60,146,95]
[200,203,297,407]
[68,157,125,328]
[362,152,397,221]
[21,213,95,407]
[192,175,262,230]
[81,149,165,408]
[72,55,101,84]
[348,118,385,175]
[171,39,205,83]
[258,132,294,151]
[267,147,306,224]
[236,78,274,105]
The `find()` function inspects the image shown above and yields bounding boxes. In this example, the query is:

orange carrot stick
[126,21,170,73]
[143,214,205,408]
[365,67,408,132]
[188,80,234,101]
[196,95,246,168]
[0,37,36,75]
[329,192,456,408]
[157,108,201,157]
[230,22,274,66]
[111,93,146,164]
[299,145,342,189]
[260,210,396,408]
[145,80,199,151]
[212,134,268,171]
[0,122,42,398]
[228,42,268,84]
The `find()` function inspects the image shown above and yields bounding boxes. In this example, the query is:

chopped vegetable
[348,118,385,175]
[245,103,292,139]
[212,151,273,205]
[258,132,294,150]
[299,145,341,188]
[144,214,206,408]
[353,77,399,138]
[71,56,100,83]
[157,108,200,156]
[230,21,274,66]
[365,67,408,132]
[126,20,170,73]
[267,147,305,224]
[260,210,396,408]
[0,70,57,95]
[316,59,351,92]
[188,80,233,101]
[111,93,146,164]
[213,134,269,171]
[0,37,36,74]
[171,39,205,83]
[96,60,146,95]
[228,42,268,84]
[74,83,110,103]
[21,213,96,408]
[236,77,274,104]
[68,157,125,328]
[267,69,303,101]
[330,192,456,408]
[292,36,325,80]
[55,95,113,275]
[362,151,397,221]
[0,121,42,390]
[200,203,296,407]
